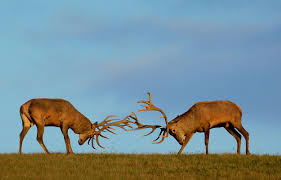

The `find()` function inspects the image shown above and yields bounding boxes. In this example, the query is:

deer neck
[70,115,93,134]
[171,112,197,133]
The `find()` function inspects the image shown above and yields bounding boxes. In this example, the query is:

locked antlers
[129,92,169,144]
[88,114,135,149]
[88,92,169,149]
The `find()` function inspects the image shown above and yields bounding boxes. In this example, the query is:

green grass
[0,154,280,180]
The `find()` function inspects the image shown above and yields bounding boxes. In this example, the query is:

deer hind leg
[204,129,210,155]
[60,125,73,154]
[225,124,241,154]
[178,133,194,155]
[19,113,32,154]
[235,124,250,155]
[36,125,50,154]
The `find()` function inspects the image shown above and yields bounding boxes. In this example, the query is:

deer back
[26,98,92,133]
[169,100,242,133]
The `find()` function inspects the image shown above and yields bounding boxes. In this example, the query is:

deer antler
[138,92,168,126]
[127,112,163,137]
[89,114,136,149]
[130,92,169,144]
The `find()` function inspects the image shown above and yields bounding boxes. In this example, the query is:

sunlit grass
[0,153,280,179]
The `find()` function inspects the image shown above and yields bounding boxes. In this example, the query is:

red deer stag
[128,92,250,155]
[19,98,134,154]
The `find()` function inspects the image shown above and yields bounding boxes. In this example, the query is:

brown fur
[168,100,249,154]
[19,98,93,154]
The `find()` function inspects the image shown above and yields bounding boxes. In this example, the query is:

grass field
[0,153,280,180]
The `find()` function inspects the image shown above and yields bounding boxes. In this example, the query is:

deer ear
[92,122,98,129]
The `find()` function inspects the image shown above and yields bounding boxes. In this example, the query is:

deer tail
[20,101,34,127]
[237,105,243,117]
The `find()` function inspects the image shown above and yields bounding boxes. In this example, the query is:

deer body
[129,93,250,155]
[19,99,133,154]
[172,101,242,131]
[21,99,92,131]
[168,100,249,154]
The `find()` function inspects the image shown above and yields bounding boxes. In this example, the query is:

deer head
[78,121,99,146]
[167,122,185,145]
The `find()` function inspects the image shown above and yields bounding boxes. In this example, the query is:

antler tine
[91,136,96,149]
[106,118,120,123]
[104,115,118,121]
[152,130,168,144]
[128,112,144,126]
[105,128,117,135]
[87,135,96,149]
[98,115,119,127]
[137,100,149,104]
[87,136,92,145]
[107,126,116,130]
[92,131,110,149]
[152,136,165,144]
[142,127,158,136]
[127,112,146,129]
[147,92,152,103]
[99,134,109,139]
[95,134,105,149]
[152,128,166,142]
[137,92,151,104]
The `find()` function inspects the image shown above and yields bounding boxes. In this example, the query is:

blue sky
[0,1,280,154]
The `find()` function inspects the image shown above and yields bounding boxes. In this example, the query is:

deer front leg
[61,125,73,154]
[205,129,210,155]
[177,133,194,155]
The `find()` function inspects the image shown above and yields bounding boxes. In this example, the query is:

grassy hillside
[0,154,280,180]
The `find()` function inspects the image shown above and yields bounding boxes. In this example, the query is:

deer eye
[172,129,176,133]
